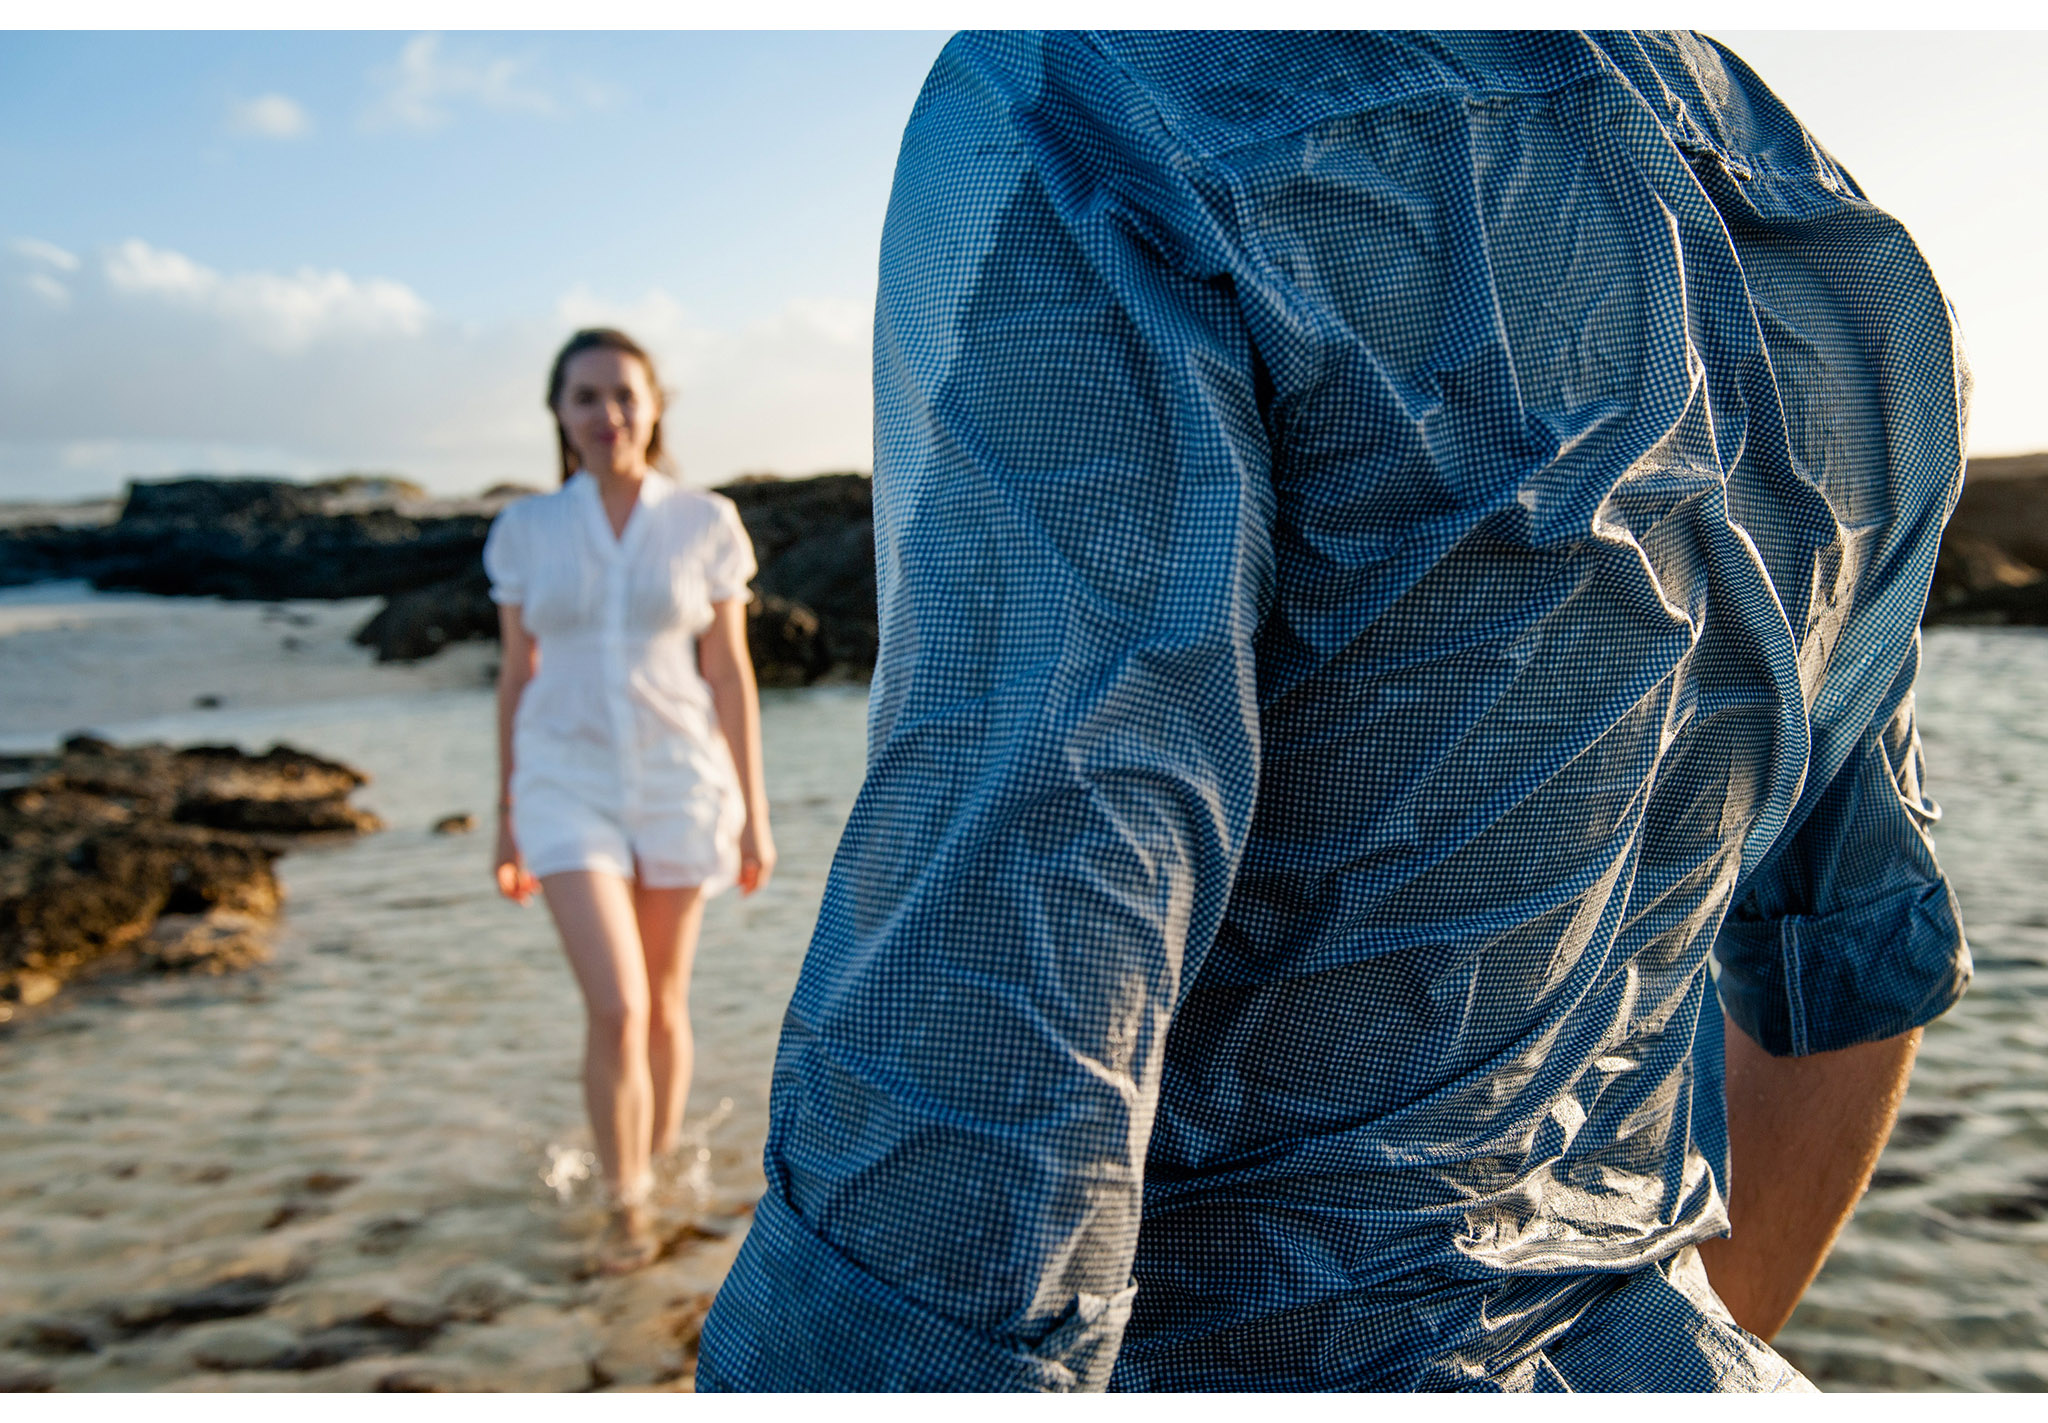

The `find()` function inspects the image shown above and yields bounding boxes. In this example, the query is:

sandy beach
[0,585,866,1391]
[2,583,2046,1391]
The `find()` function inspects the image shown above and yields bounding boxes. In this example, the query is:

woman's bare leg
[539,870,654,1206]
[634,883,705,1159]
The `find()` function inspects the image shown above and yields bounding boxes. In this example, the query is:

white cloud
[783,297,871,348]
[10,239,79,306]
[0,239,874,501]
[103,240,213,298]
[364,34,559,131]
[11,238,80,272]
[228,93,310,139]
[101,239,428,350]
[553,286,873,482]
[554,285,716,379]
[24,272,70,306]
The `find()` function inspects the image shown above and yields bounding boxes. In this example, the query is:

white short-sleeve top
[483,470,757,863]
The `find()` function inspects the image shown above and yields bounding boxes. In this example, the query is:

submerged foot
[593,1200,660,1276]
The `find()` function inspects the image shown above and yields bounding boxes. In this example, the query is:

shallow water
[0,588,864,1391]
[0,588,2043,1390]
[1773,628,2048,1391]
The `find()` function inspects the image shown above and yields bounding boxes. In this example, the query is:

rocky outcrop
[346,472,878,682]
[0,736,381,1018]
[6,458,2040,674]
[1924,453,2048,627]
[0,471,880,682]
[722,474,877,679]
[0,477,506,602]
[352,565,499,664]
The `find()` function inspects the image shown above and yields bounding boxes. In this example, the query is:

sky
[1,29,2044,503]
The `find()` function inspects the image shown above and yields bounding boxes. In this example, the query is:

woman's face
[555,348,660,477]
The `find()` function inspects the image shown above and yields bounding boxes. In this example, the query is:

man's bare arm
[1698,1013,1921,1341]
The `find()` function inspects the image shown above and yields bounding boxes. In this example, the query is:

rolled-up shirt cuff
[1715,878,1970,1057]
[696,1184,1135,1392]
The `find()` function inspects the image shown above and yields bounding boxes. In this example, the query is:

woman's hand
[738,817,777,896]
[495,816,539,905]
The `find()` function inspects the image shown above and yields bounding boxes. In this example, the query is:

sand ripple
[0,627,865,1391]
[2,589,2044,1392]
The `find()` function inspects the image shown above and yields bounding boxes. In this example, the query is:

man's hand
[1699,1013,1921,1341]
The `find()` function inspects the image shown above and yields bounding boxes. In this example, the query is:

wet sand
[0,586,864,1391]
[2,586,2045,1390]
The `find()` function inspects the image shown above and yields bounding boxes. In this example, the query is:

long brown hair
[545,327,669,484]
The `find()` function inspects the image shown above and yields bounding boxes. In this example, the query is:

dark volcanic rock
[722,473,877,677]
[352,565,499,663]
[121,477,330,526]
[349,471,880,680]
[0,738,381,1017]
[0,476,497,601]
[1925,453,2048,627]
[748,595,831,688]
[1,471,881,677]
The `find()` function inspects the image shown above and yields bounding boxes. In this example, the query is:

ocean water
[0,589,862,1390]
[1773,628,2048,1391]
[0,586,2042,1390]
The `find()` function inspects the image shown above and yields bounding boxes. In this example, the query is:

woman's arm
[495,604,540,904]
[698,598,775,895]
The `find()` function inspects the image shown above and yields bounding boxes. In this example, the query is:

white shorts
[513,776,741,893]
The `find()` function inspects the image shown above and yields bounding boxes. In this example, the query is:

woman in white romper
[486,327,775,1274]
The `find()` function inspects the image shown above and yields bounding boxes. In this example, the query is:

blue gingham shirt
[700,30,1971,1391]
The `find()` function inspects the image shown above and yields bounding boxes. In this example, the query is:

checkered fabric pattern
[698,30,1971,1391]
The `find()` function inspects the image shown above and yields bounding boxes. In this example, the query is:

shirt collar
[568,468,672,554]
[567,468,675,510]
[636,468,676,510]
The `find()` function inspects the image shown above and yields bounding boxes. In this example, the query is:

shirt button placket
[605,559,639,828]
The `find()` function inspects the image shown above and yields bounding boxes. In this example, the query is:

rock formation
[0,736,381,1018]
[1924,453,2048,627]
[344,472,879,683]
[3,459,2042,679]
[0,477,504,602]
[0,470,882,683]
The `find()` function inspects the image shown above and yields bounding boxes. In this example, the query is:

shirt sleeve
[696,37,1273,1392]
[480,502,526,606]
[704,495,758,604]
[1713,632,1970,1057]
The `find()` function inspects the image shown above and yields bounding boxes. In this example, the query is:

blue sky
[2,30,2043,501]
[2,32,944,329]
[0,30,951,497]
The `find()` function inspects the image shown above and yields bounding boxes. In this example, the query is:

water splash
[529,1095,737,1216]
[651,1096,736,1218]
[540,1143,596,1204]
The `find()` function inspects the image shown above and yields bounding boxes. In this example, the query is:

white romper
[483,470,758,892]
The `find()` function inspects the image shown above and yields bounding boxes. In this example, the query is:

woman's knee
[648,985,691,1037]
[586,994,650,1051]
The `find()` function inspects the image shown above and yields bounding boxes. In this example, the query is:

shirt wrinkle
[699,29,1968,1393]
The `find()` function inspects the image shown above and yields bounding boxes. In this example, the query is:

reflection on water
[1774,628,2048,1392]
[0,587,2042,1391]
[0,606,869,1388]
[539,1145,597,1207]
